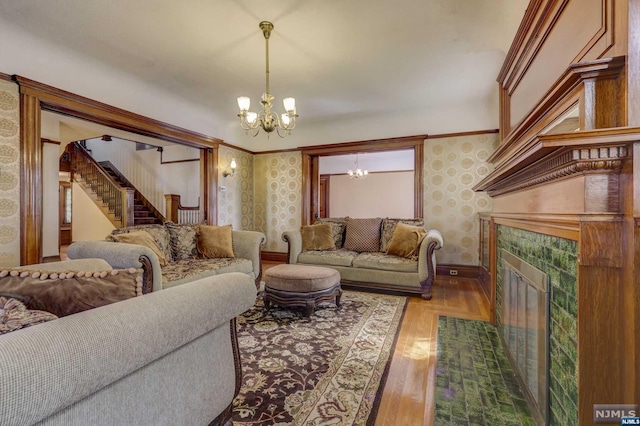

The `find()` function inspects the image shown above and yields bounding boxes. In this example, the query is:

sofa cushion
[352,252,418,273]
[301,223,336,251]
[112,230,168,266]
[165,222,199,260]
[197,224,235,258]
[314,217,348,249]
[343,218,383,252]
[0,268,143,317]
[380,218,425,253]
[386,222,427,258]
[161,257,252,287]
[108,224,173,263]
[0,296,58,334]
[297,249,359,267]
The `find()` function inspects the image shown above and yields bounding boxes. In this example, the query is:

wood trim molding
[219,141,254,155]
[0,73,13,82]
[493,56,625,169]
[425,129,498,139]
[436,264,479,279]
[492,214,580,241]
[13,75,222,149]
[261,251,288,262]
[41,138,61,145]
[20,93,43,265]
[301,135,427,156]
[302,135,425,224]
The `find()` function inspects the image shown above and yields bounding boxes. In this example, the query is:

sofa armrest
[282,229,302,264]
[67,241,161,293]
[232,230,266,285]
[0,272,257,426]
[417,229,444,300]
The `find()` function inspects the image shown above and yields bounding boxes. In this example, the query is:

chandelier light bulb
[281,113,290,126]
[283,97,296,113]
[246,112,258,124]
[237,96,250,112]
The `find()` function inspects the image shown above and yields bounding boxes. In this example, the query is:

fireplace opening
[501,249,550,425]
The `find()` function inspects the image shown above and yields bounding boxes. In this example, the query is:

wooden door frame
[300,135,426,225]
[319,174,330,218]
[14,75,222,265]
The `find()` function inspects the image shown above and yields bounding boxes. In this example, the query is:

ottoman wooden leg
[305,299,315,318]
[263,292,271,312]
[336,287,343,307]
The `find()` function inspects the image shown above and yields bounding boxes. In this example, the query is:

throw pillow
[112,230,168,266]
[343,218,383,252]
[197,224,235,258]
[301,223,336,251]
[165,222,199,260]
[107,224,173,263]
[0,296,58,335]
[380,218,425,253]
[386,222,427,258]
[314,217,348,249]
[0,268,143,318]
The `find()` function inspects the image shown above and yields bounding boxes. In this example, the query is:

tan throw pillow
[343,218,383,252]
[301,223,336,251]
[112,230,168,266]
[0,268,143,318]
[380,218,425,253]
[197,225,235,258]
[386,223,427,258]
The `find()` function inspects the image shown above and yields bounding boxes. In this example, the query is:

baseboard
[261,251,287,262]
[437,264,480,279]
[42,255,62,263]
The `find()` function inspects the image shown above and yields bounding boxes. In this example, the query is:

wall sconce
[223,158,237,177]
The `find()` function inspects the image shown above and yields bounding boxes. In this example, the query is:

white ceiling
[0,0,529,133]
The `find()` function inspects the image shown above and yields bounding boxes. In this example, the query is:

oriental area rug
[232,291,407,426]
[435,316,535,426]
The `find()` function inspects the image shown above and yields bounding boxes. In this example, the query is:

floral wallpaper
[424,132,498,265]
[218,145,254,230]
[253,152,302,252]
[0,80,20,267]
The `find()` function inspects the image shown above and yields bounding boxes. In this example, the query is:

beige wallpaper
[424,133,498,265]
[0,80,20,267]
[218,145,254,230]
[253,152,302,252]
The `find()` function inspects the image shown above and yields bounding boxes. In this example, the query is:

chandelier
[348,154,368,179]
[237,21,298,138]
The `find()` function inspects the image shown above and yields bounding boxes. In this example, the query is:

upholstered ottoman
[263,264,342,317]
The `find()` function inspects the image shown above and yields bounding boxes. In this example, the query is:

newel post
[164,194,180,223]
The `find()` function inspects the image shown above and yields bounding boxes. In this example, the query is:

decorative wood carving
[480,142,628,199]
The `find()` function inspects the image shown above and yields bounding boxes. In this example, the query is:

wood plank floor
[263,262,490,426]
[374,276,490,426]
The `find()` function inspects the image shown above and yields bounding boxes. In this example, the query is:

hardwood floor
[375,276,490,426]
[263,262,490,425]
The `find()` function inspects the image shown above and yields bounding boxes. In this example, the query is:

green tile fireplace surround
[497,225,578,425]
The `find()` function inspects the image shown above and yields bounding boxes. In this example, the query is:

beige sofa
[283,218,443,299]
[67,222,266,292]
[0,258,256,426]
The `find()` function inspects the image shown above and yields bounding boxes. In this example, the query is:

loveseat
[283,217,443,299]
[67,222,266,292]
[0,258,257,426]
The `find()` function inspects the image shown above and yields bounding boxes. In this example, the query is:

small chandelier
[237,21,298,138]
[348,154,368,179]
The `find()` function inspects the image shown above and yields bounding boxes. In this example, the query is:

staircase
[99,162,163,225]
[66,142,164,228]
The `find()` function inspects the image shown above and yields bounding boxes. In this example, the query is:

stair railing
[165,194,202,224]
[69,142,135,227]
